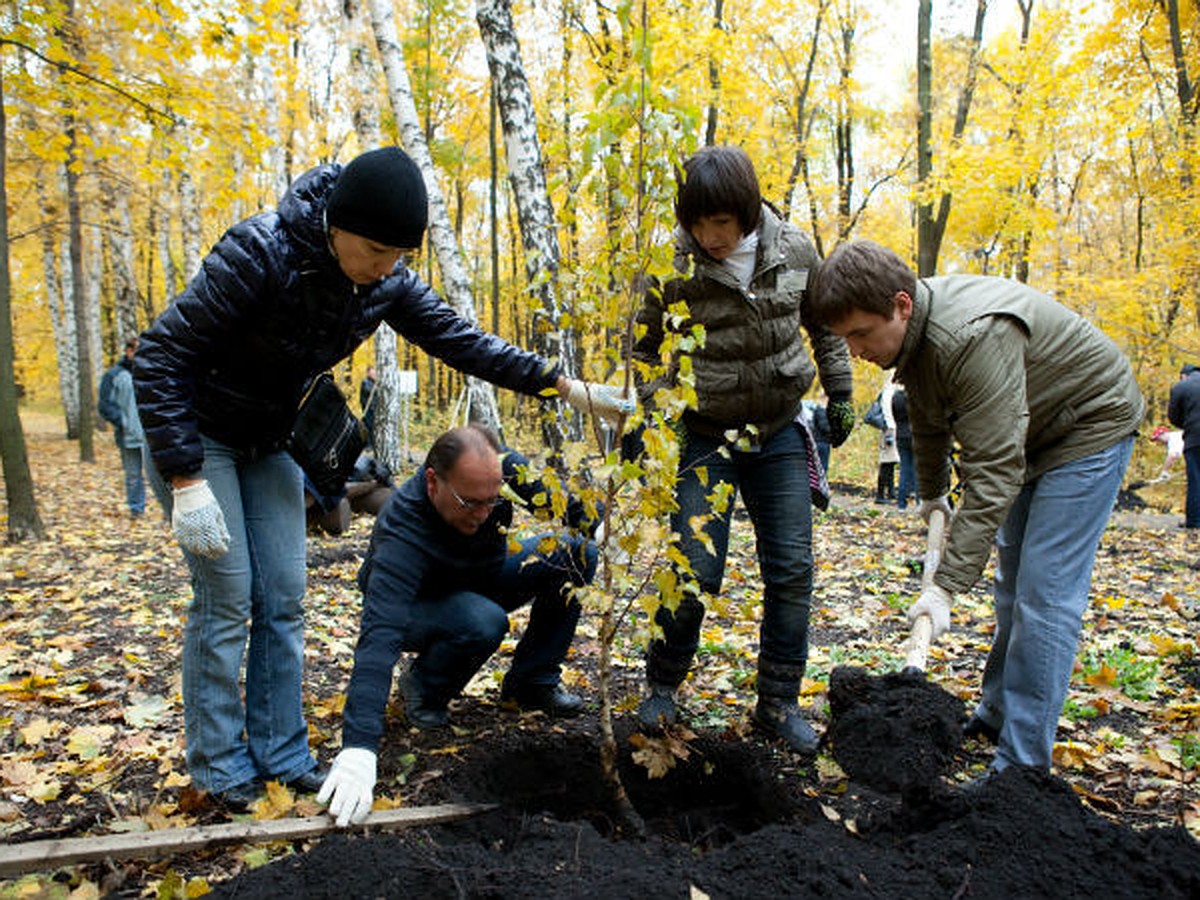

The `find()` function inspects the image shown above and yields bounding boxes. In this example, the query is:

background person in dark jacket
[892,385,915,510]
[808,239,1143,778]
[1167,362,1200,528]
[134,147,629,811]
[630,146,854,755]
[318,425,598,826]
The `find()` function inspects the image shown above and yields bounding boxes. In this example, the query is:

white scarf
[721,232,759,290]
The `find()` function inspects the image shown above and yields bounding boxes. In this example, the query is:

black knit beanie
[326,147,428,249]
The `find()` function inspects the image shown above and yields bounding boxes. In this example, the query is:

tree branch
[0,38,180,126]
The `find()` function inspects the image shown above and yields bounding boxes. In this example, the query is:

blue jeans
[179,437,313,793]
[406,534,596,706]
[647,424,814,687]
[896,437,916,509]
[119,444,146,515]
[1184,446,1200,528]
[979,436,1132,771]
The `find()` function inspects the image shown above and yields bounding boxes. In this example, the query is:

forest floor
[1,412,1198,898]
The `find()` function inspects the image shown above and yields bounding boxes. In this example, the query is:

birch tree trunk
[102,188,141,349]
[345,0,405,472]
[65,118,95,462]
[476,0,577,445]
[179,168,203,283]
[366,0,501,434]
[475,0,574,374]
[157,169,180,298]
[35,168,79,438]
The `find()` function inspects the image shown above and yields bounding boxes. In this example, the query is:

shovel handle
[904,507,948,673]
[904,613,933,672]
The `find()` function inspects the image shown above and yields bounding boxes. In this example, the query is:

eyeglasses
[446,481,504,511]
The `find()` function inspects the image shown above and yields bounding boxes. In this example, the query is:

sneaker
[211,779,264,812]
[636,683,678,728]
[397,668,449,729]
[753,700,820,756]
[963,714,1000,744]
[282,765,330,794]
[500,681,584,717]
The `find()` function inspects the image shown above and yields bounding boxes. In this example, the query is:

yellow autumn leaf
[19,717,61,746]
[66,724,117,760]
[252,780,296,820]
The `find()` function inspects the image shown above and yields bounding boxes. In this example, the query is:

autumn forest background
[3,0,1200,521]
[2,1,1200,893]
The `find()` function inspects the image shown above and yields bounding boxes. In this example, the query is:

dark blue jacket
[343,448,596,749]
[134,163,559,481]
[1168,369,1200,451]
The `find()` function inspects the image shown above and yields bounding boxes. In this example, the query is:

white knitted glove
[563,379,635,426]
[907,583,953,640]
[919,495,952,525]
[318,747,377,827]
[172,481,230,558]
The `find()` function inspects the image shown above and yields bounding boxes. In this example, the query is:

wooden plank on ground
[0,802,497,877]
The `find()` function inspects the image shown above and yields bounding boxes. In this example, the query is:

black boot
[754,659,819,756]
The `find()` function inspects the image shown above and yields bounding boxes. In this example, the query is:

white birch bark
[86,236,103,387]
[157,169,179,297]
[365,0,501,434]
[179,168,203,282]
[36,171,78,437]
[102,188,141,349]
[344,0,405,470]
[475,0,574,380]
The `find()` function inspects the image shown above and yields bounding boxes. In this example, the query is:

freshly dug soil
[825,665,966,794]
[205,722,1200,900]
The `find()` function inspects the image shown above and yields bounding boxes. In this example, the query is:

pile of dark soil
[206,723,1200,900]
[826,665,965,794]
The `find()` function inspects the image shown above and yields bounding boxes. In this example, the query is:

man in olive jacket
[808,239,1143,777]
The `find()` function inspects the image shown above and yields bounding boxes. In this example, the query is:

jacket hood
[277,163,342,261]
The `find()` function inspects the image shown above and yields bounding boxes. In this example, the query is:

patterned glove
[563,379,636,426]
[318,747,377,827]
[172,481,230,559]
[825,398,856,448]
[907,583,953,639]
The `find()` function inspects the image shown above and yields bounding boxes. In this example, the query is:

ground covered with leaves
[2,414,1198,898]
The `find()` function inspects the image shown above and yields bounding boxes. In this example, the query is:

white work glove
[172,481,230,558]
[919,495,952,525]
[317,747,377,827]
[563,379,635,426]
[594,520,631,566]
[907,583,953,640]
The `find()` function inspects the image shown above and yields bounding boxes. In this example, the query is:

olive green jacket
[632,204,852,443]
[896,275,1144,594]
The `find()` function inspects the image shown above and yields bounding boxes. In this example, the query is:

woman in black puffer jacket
[135,147,626,809]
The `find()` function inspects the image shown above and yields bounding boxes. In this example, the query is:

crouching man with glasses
[319,424,599,825]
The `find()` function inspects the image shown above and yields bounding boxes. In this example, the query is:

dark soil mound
[826,665,966,794]
[206,727,1200,900]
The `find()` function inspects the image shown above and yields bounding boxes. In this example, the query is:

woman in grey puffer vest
[630,146,854,755]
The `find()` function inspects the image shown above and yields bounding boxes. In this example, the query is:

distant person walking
[99,337,164,518]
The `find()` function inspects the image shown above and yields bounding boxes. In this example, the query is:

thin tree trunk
[365,0,501,433]
[65,119,95,463]
[0,64,46,542]
[34,166,78,438]
[476,0,578,446]
[102,188,142,349]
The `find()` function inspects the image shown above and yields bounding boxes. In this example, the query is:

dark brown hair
[807,240,917,327]
[675,145,762,235]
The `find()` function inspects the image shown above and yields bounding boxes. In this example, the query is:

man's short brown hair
[807,239,917,327]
